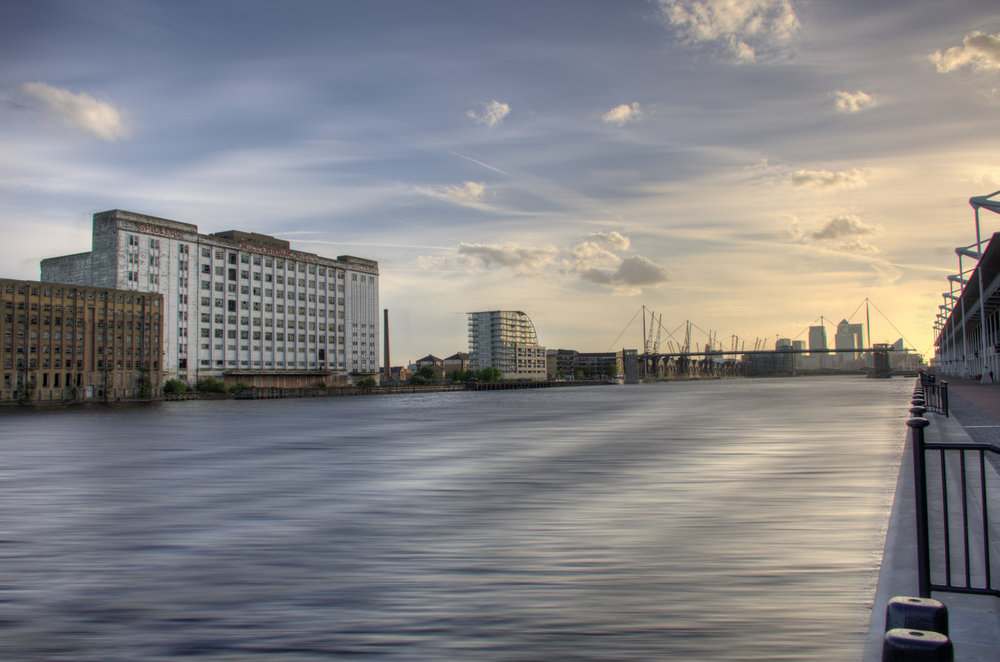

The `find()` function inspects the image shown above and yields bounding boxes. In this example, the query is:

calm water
[0,376,912,661]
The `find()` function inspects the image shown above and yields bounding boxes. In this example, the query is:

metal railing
[919,371,950,417]
[908,414,999,599]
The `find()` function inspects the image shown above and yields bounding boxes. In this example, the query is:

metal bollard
[885,596,948,635]
[882,629,953,661]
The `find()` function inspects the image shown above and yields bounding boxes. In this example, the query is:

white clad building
[41,210,379,386]
[467,310,546,381]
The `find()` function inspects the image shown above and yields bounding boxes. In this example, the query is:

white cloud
[18,81,128,141]
[930,32,1000,73]
[602,102,644,126]
[790,168,868,190]
[457,242,559,273]
[657,0,800,63]
[584,230,631,251]
[466,100,511,127]
[414,181,489,208]
[832,90,877,113]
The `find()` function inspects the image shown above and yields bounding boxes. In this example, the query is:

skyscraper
[808,325,828,356]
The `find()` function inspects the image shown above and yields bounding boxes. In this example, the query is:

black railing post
[908,416,932,598]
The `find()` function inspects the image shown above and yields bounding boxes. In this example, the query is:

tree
[604,363,619,379]
[357,377,377,389]
[163,378,187,395]
[197,377,229,393]
[417,365,437,380]
[476,367,502,382]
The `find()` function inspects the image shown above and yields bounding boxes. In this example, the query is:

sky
[3,0,1000,363]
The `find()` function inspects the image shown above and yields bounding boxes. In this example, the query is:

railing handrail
[909,406,999,599]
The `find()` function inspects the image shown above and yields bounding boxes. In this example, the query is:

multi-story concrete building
[468,310,546,381]
[835,319,865,362]
[41,210,379,386]
[2,278,162,402]
[808,324,828,356]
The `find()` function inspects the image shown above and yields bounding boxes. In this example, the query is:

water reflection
[0,376,911,660]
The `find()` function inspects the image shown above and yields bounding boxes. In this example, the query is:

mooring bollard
[885,596,948,635]
[882,628,953,661]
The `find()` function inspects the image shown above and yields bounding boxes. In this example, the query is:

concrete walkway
[865,379,1000,661]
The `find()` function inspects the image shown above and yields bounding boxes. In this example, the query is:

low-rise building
[2,278,163,402]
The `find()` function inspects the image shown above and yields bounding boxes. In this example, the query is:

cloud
[457,242,559,273]
[414,181,489,208]
[809,214,882,253]
[420,230,668,294]
[657,0,800,63]
[602,102,644,126]
[584,230,630,251]
[930,32,1000,73]
[786,214,883,253]
[790,168,868,190]
[831,90,877,113]
[17,81,128,141]
[466,100,511,127]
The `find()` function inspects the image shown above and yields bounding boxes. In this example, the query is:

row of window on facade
[3,282,158,304]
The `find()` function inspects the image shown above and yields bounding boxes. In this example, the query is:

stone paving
[864,378,1000,661]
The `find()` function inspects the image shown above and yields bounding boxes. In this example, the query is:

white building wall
[41,210,379,384]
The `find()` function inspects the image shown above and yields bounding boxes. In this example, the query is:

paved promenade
[864,378,1000,661]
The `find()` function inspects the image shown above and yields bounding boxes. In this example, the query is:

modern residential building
[467,310,546,381]
[41,210,379,387]
[2,278,162,402]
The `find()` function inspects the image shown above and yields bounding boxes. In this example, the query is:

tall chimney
[383,308,390,382]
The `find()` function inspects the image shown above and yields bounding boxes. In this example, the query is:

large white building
[467,310,546,381]
[41,210,379,386]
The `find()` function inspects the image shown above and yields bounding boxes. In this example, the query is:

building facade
[468,310,546,381]
[41,210,379,386]
[2,278,162,402]
[808,324,828,356]
[834,319,865,363]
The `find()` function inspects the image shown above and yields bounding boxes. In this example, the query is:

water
[0,376,912,661]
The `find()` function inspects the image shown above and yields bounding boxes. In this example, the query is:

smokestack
[383,308,390,382]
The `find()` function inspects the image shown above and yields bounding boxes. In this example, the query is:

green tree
[196,377,229,393]
[417,365,437,380]
[162,378,187,395]
[604,363,619,379]
[476,367,502,382]
[409,374,427,385]
[357,377,377,388]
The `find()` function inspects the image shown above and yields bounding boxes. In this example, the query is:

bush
[232,381,251,389]
[409,374,427,385]
[162,378,187,395]
[196,377,229,393]
[357,377,377,388]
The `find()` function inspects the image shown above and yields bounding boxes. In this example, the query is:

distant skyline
[3,1,1000,362]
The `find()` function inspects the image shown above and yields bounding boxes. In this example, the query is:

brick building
[1,278,162,402]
